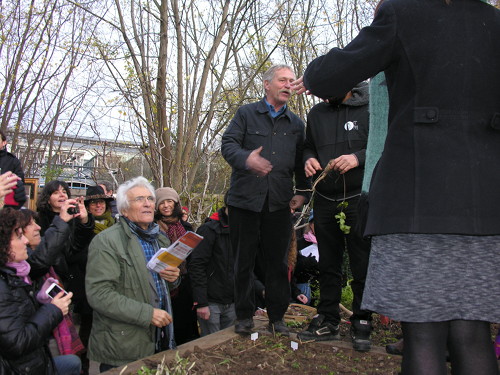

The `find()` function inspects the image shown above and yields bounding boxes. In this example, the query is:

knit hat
[84,185,114,203]
[155,187,180,209]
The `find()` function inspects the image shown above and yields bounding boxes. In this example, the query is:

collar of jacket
[0,266,29,287]
[257,98,293,121]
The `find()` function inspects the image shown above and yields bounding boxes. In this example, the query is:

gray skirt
[361,234,500,323]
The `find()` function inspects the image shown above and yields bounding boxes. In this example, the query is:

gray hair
[262,64,294,89]
[116,176,155,214]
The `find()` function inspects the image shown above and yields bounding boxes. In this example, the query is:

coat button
[426,109,437,119]
[256,131,259,134]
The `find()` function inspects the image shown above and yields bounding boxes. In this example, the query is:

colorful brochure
[147,231,203,272]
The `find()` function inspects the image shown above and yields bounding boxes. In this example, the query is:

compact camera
[67,206,80,215]
[45,282,68,299]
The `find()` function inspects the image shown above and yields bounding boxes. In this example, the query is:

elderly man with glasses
[85,177,180,372]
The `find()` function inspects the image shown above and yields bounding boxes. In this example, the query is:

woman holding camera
[36,180,95,374]
[0,207,78,374]
[36,180,94,283]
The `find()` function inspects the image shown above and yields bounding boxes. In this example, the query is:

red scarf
[158,217,187,243]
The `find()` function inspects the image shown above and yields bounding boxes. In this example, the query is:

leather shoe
[268,320,290,337]
[235,318,254,335]
[386,338,404,355]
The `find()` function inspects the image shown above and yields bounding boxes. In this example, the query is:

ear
[263,80,270,92]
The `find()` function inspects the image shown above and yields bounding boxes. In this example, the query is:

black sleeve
[303,1,397,99]
[187,224,216,307]
[28,216,71,280]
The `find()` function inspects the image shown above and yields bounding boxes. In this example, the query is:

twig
[339,303,353,317]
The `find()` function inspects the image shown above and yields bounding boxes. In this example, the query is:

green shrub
[341,280,353,311]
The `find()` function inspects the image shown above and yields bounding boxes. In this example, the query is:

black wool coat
[303,0,500,235]
[0,267,62,375]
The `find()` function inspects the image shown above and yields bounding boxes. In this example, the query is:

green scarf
[93,210,115,234]
[362,72,389,193]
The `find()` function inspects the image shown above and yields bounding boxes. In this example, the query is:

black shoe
[351,319,372,352]
[268,320,290,337]
[235,318,254,335]
[297,314,340,341]
[386,338,404,355]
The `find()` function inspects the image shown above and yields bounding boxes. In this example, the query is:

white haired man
[85,176,180,372]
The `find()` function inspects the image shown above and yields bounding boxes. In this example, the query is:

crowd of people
[0,1,499,374]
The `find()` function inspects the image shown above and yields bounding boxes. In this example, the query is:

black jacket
[27,215,71,282]
[188,208,234,307]
[0,267,62,375]
[0,148,26,207]
[304,82,369,200]
[37,210,95,313]
[303,0,500,235]
[221,99,311,212]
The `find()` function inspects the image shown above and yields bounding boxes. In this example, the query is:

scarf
[123,216,160,243]
[157,216,187,293]
[157,216,186,243]
[362,72,389,194]
[44,268,85,355]
[93,210,115,234]
[303,231,317,244]
[6,260,31,284]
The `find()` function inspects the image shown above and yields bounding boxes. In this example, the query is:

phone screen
[47,283,67,298]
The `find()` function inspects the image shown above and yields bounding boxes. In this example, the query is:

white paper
[300,243,319,261]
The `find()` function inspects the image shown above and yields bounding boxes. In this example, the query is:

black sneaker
[235,318,254,335]
[351,319,372,352]
[268,320,290,337]
[297,314,340,341]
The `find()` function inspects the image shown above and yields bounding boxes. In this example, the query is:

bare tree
[0,0,104,177]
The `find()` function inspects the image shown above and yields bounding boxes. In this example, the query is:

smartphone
[45,282,68,299]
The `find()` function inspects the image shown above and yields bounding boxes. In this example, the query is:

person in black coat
[188,206,235,336]
[0,130,26,208]
[292,0,500,374]
[36,181,95,301]
[0,208,75,375]
[298,83,372,351]
[221,64,311,337]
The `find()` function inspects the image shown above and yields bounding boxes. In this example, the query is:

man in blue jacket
[297,83,373,352]
[221,64,310,337]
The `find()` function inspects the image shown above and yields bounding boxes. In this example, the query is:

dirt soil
[146,314,405,375]
[125,315,499,375]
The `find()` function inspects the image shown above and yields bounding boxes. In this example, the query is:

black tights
[401,320,498,375]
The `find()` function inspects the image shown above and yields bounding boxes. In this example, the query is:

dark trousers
[228,205,291,322]
[314,194,372,324]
